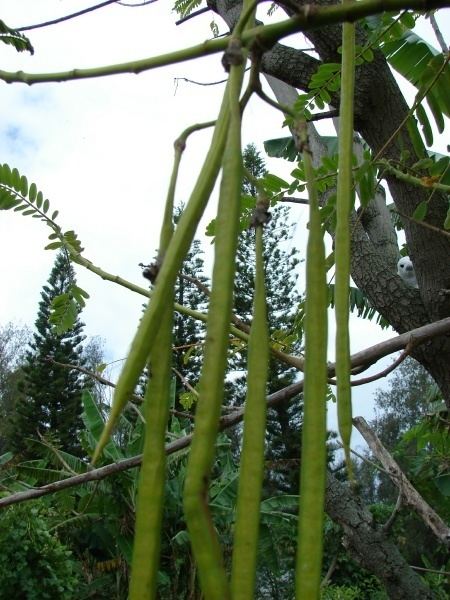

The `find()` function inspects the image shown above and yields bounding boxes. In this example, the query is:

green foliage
[10,391,144,596]
[365,13,450,142]
[173,0,203,19]
[328,283,389,329]
[0,500,80,598]
[0,322,31,452]
[0,19,33,54]
[400,405,450,509]
[0,163,88,332]
[0,163,52,216]
[321,584,386,600]
[264,136,299,162]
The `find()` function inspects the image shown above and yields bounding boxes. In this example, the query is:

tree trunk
[325,473,435,599]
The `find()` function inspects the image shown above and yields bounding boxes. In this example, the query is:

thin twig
[172,367,199,397]
[278,196,309,205]
[175,6,210,26]
[179,274,210,297]
[428,12,448,53]
[16,0,127,32]
[410,565,450,576]
[46,358,143,404]
[396,209,450,239]
[117,0,156,5]
[308,109,339,121]
[36,431,79,477]
[328,343,412,387]
[174,68,251,88]
[321,555,338,588]
[336,440,391,477]
[382,489,403,533]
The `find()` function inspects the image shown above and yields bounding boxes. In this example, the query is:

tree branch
[353,416,450,546]
[16,1,124,32]
[46,358,143,404]
[2,317,450,509]
[175,6,211,26]
[3,0,449,84]
[328,342,412,387]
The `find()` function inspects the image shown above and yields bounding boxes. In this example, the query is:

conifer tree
[9,252,87,459]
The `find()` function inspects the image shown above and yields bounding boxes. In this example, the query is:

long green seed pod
[183,56,245,600]
[129,307,173,600]
[92,90,231,463]
[129,137,183,599]
[295,121,328,599]
[231,215,269,599]
[335,2,356,478]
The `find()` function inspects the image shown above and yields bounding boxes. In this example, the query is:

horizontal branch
[328,343,412,387]
[379,160,450,194]
[347,317,450,371]
[16,0,122,32]
[47,358,143,404]
[1,0,448,84]
[2,317,450,508]
[353,416,450,546]
[278,196,309,205]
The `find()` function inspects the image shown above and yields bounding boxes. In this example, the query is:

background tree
[8,253,88,459]
[0,322,30,453]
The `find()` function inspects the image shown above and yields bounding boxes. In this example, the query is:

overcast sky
[1,2,449,447]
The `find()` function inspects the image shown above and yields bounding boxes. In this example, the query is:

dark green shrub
[0,500,80,599]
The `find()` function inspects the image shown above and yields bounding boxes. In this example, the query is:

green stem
[183,50,246,600]
[378,159,450,193]
[128,306,173,600]
[231,224,269,599]
[295,121,328,599]
[129,117,183,598]
[1,0,445,85]
[335,3,355,479]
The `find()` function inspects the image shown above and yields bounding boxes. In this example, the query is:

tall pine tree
[9,252,87,459]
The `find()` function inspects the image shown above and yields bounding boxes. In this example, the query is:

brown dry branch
[328,342,412,387]
[46,358,143,404]
[353,416,450,546]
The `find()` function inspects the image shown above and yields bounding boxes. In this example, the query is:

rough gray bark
[325,473,435,600]
[210,0,450,404]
